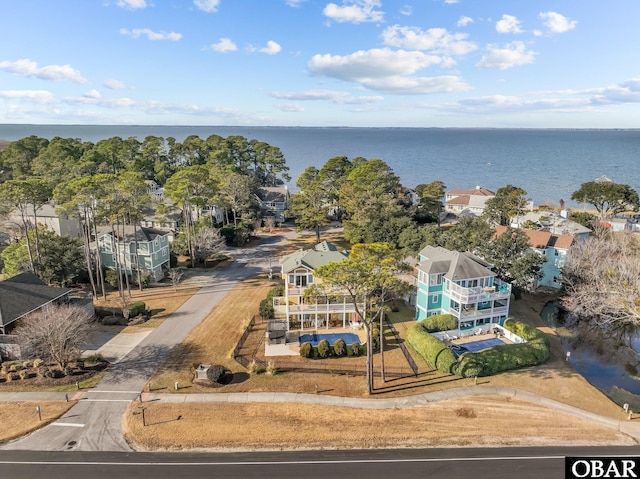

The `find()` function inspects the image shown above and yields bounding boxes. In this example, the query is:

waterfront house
[272,241,364,331]
[495,225,575,289]
[444,186,495,217]
[97,226,170,282]
[415,246,511,331]
[511,210,591,239]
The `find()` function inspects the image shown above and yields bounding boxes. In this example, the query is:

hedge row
[419,313,457,333]
[406,323,457,374]
[259,285,284,319]
[407,318,550,378]
[299,340,363,359]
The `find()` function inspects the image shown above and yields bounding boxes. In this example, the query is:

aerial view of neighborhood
[1,1,640,478]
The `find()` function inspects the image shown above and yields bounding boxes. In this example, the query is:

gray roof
[257,187,289,203]
[417,247,495,281]
[98,225,169,243]
[280,241,347,273]
[0,272,72,328]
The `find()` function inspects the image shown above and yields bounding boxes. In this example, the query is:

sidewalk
[4,385,638,441]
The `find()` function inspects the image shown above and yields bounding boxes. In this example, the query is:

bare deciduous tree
[168,267,185,292]
[193,226,226,266]
[562,231,640,342]
[14,304,94,370]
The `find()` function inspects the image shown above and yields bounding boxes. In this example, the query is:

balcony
[446,279,511,304]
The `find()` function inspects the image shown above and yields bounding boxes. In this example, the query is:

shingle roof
[446,187,495,197]
[97,225,169,243]
[495,225,575,251]
[417,247,495,281]
[0,272,72,328]
[280,241,347,273]
[257,187,289,203]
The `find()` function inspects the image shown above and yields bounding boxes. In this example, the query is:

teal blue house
[415,246,511,332]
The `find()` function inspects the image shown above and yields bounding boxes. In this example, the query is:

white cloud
[104,78,132,90]
[285,0,307,7]
[444,0,458,4]
[0,58,87,83]
[496,14,523,34]
[276,103,304,112]
[539,11,577,34]
[362,75,471,95]
[194,0,220,13]
[259,40,282,55]
[476,41,536,70]
[382,25,476,56]
[116,0,148,9]
[457,16,473,27]
[323,0,384,24]
[119,28,182,41]
[400,5,412,16]
[83,89,102,99]
[270,89,383,104]
[308,48,471,94]
[210,38,237,52]
[0,90,55,103]
[309,48,444,81]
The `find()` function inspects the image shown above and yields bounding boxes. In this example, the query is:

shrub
[22,360,32,368]
[259,298,274,320]
[6,372,20,381]
[9,364,22,372]
[451,319,551,378]
[33,358,44,368]
[19,370,34,380]
[64,366,75,376]
[266,360,277,376]
[406,323,457,374]
[349,342,361,357]
[84,353,103,364]
[206,364,227,383]
[129,301,146,318]
[247,360,261,375]
[333,338,346,357]
[43,368,65,379]
[420,313,458,333]
[105,269,119,287]
[299,341,313,358]
[317,339,330,359]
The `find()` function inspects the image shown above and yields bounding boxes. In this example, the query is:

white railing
[446,279,511,303]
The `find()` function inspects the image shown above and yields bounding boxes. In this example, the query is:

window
[308,275,314,284]
[162,248,167,257]
[288,274,294,284]
[431,294,439,303]
[554,249,559,256]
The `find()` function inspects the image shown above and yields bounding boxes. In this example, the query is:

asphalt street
[1,446,639,479]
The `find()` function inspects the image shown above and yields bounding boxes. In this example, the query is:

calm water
[2,125,640,205]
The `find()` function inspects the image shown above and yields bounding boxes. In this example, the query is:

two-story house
[272,241,364,331]
[415,246,511,332]
[256,186,290,223]
[4,201,82,240]
[444,186,495,217]
[97,226,170,282]
[495,225,575,289]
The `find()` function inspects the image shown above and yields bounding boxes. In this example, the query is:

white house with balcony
[415,246,511,332]
[272,241,365,331]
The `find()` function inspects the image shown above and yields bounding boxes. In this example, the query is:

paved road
[0,446,638,479]
[0,231,295,452]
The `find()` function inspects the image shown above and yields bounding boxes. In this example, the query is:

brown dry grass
[148,274,280,391]
[124,395,635,450]
[94,284,198,333]
[0,401,74,443]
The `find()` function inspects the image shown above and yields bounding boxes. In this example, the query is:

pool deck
[265,327,368,357]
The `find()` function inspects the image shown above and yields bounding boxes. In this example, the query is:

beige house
[5,202,82,239]
[444,186,495,217]
[272,241,364,331]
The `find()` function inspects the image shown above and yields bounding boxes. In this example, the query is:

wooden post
[36,405,42,422]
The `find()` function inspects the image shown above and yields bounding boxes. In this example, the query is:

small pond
[541,301,640,408]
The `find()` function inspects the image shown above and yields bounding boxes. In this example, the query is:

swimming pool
[298,332,360,347]
[450,337,506,356]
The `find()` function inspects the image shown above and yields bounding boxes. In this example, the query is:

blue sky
[1,0,639,127]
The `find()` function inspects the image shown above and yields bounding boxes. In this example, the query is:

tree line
[0,134,290,297]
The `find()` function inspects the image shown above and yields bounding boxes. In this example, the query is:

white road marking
[0,455,564,466]
[51,423,85,428]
